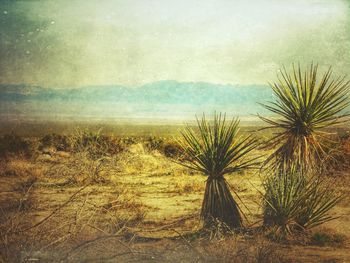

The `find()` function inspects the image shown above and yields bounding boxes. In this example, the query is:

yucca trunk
[201,175,242,228]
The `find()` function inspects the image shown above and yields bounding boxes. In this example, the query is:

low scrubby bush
[144,136,164,152]
[310,231,346,246]
[162,141,183,158]
[329,132,350,169]
[39,133,71,151]
[0,133,34,159]
[143,136,184,159]
[69,129,126,159]
[38,129,127,159]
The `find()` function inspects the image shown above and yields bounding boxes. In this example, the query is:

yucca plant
[263,169,305,234]
[178,113,259,228]
[263,167,342,236]
[260,64,350,172]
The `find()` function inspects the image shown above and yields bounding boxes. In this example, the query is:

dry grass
[0,131,350,262]
[0,182,147,262]
[197,236,285,263]
[171,179,204,194]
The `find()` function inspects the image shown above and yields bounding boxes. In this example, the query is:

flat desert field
[1,122,350,263]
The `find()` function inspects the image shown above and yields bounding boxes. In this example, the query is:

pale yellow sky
[0,0,349,87]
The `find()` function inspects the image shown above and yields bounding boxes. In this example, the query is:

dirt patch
[1,151,350,262]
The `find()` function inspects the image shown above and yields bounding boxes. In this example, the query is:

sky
[0,0,349,88]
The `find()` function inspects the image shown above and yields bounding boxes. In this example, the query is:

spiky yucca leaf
[178,113,259,228]
[263,168,342,236]
[260,64,350,172]
[263,169,305,234]
[296,177,342,229]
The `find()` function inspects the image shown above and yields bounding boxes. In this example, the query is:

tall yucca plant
[260,64,350,172]
[179,113,259,228]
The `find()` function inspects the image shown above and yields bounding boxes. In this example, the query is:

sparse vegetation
[1,76,350,261]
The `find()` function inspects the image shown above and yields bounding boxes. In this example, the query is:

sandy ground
[1,144,350,262]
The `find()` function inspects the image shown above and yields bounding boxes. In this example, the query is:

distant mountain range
[0,81,273,122]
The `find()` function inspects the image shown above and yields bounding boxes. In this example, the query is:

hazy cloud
[0,0,349,87]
